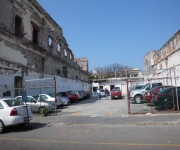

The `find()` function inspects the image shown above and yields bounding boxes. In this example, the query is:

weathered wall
[0,0,90,98]
[0,0,89,96]
[143,50,157,76]
[147,30,180,86]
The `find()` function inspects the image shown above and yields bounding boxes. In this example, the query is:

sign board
[22,92,28,101]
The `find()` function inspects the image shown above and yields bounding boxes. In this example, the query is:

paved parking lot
[50,95,155,117]
[53,95,179,117]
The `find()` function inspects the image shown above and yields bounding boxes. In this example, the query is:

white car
[15,96,55,113]
[0,98,33,134]
[37,93,63,107]
[100,90,105,97]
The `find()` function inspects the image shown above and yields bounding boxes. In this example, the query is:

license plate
[115,96,118,97]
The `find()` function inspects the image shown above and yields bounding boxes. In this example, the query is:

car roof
[0,98,16,101]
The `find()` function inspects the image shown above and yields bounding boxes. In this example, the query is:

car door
[29,97,38,112]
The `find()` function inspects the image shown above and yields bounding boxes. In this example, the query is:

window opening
[64,49,67,56]
[33,28,38,44]
[57,43,61,52]
[3,91,11,97]
[15,16,22,38]
[48,36,53,47]
[57,69,61,75]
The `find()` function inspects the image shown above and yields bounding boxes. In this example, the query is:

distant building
[74,57,89,71]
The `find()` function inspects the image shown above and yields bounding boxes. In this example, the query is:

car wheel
[165,101,174,110]
[0,120,5,134]
[134,95,142,104]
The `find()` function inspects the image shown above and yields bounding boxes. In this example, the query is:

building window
[31,22,39,45]
[32,28,38,44]
[3,91,11,97]
[64,49,67,56]
[70,53,72,59]
[57,69,61,75]
[15,15,22,38]
[63,67,68,77]
[48,36,53,47]
[57,43,61,52]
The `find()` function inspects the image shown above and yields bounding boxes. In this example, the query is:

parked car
[100,90,105,97]
[129,82,163,104]
[58,92,78,103]
[67,90,84,100]
[111,87,122,99]
[152,87,180,110]
[85,91,91,98]
[144,86,174,103]
[79,90,88,99]
[36,93,63,108]
[15,96,55,113]
[0,98,33,134]
[61,96,70,106]
[131,85,144,90]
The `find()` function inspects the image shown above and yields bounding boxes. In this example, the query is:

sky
[36,0,180,71]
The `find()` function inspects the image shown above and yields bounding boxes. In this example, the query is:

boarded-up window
[15,16,22,38]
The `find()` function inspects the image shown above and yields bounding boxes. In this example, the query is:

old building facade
[0,0,89,98]
[143,30,180,86]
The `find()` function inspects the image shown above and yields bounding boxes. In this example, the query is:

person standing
[105,88,109,100]
[97,89,101,100]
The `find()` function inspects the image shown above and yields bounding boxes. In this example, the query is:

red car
[144,86,174,103]
[57,92,78,103]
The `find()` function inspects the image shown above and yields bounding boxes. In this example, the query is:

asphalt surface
[1,95,180,150]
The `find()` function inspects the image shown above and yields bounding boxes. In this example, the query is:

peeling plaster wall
[143,50,157,76]
[150,30,180,86]
[0,0,89,98]
[0,40,27,65]
[0,0,89,82]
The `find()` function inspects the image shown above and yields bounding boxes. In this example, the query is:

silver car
[61,96,70,106]
[15,96,55,113]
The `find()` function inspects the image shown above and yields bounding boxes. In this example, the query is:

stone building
[143,30,180,86]
[0,0,89,98]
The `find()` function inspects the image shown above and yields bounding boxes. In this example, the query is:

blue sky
[37,0,180,71]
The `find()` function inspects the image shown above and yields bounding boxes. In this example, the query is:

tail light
[10,108,18,116]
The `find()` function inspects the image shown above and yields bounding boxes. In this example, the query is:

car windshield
[141,83,149,89]
[4,99,24,107]
[135,85,144,89]
[33,95,39,100]
[69,91,76,94]
[112,89,120,92]
[100,90,104,92]
[150,86,159,92]
[158,87,173,94]
[48,93,55,97]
